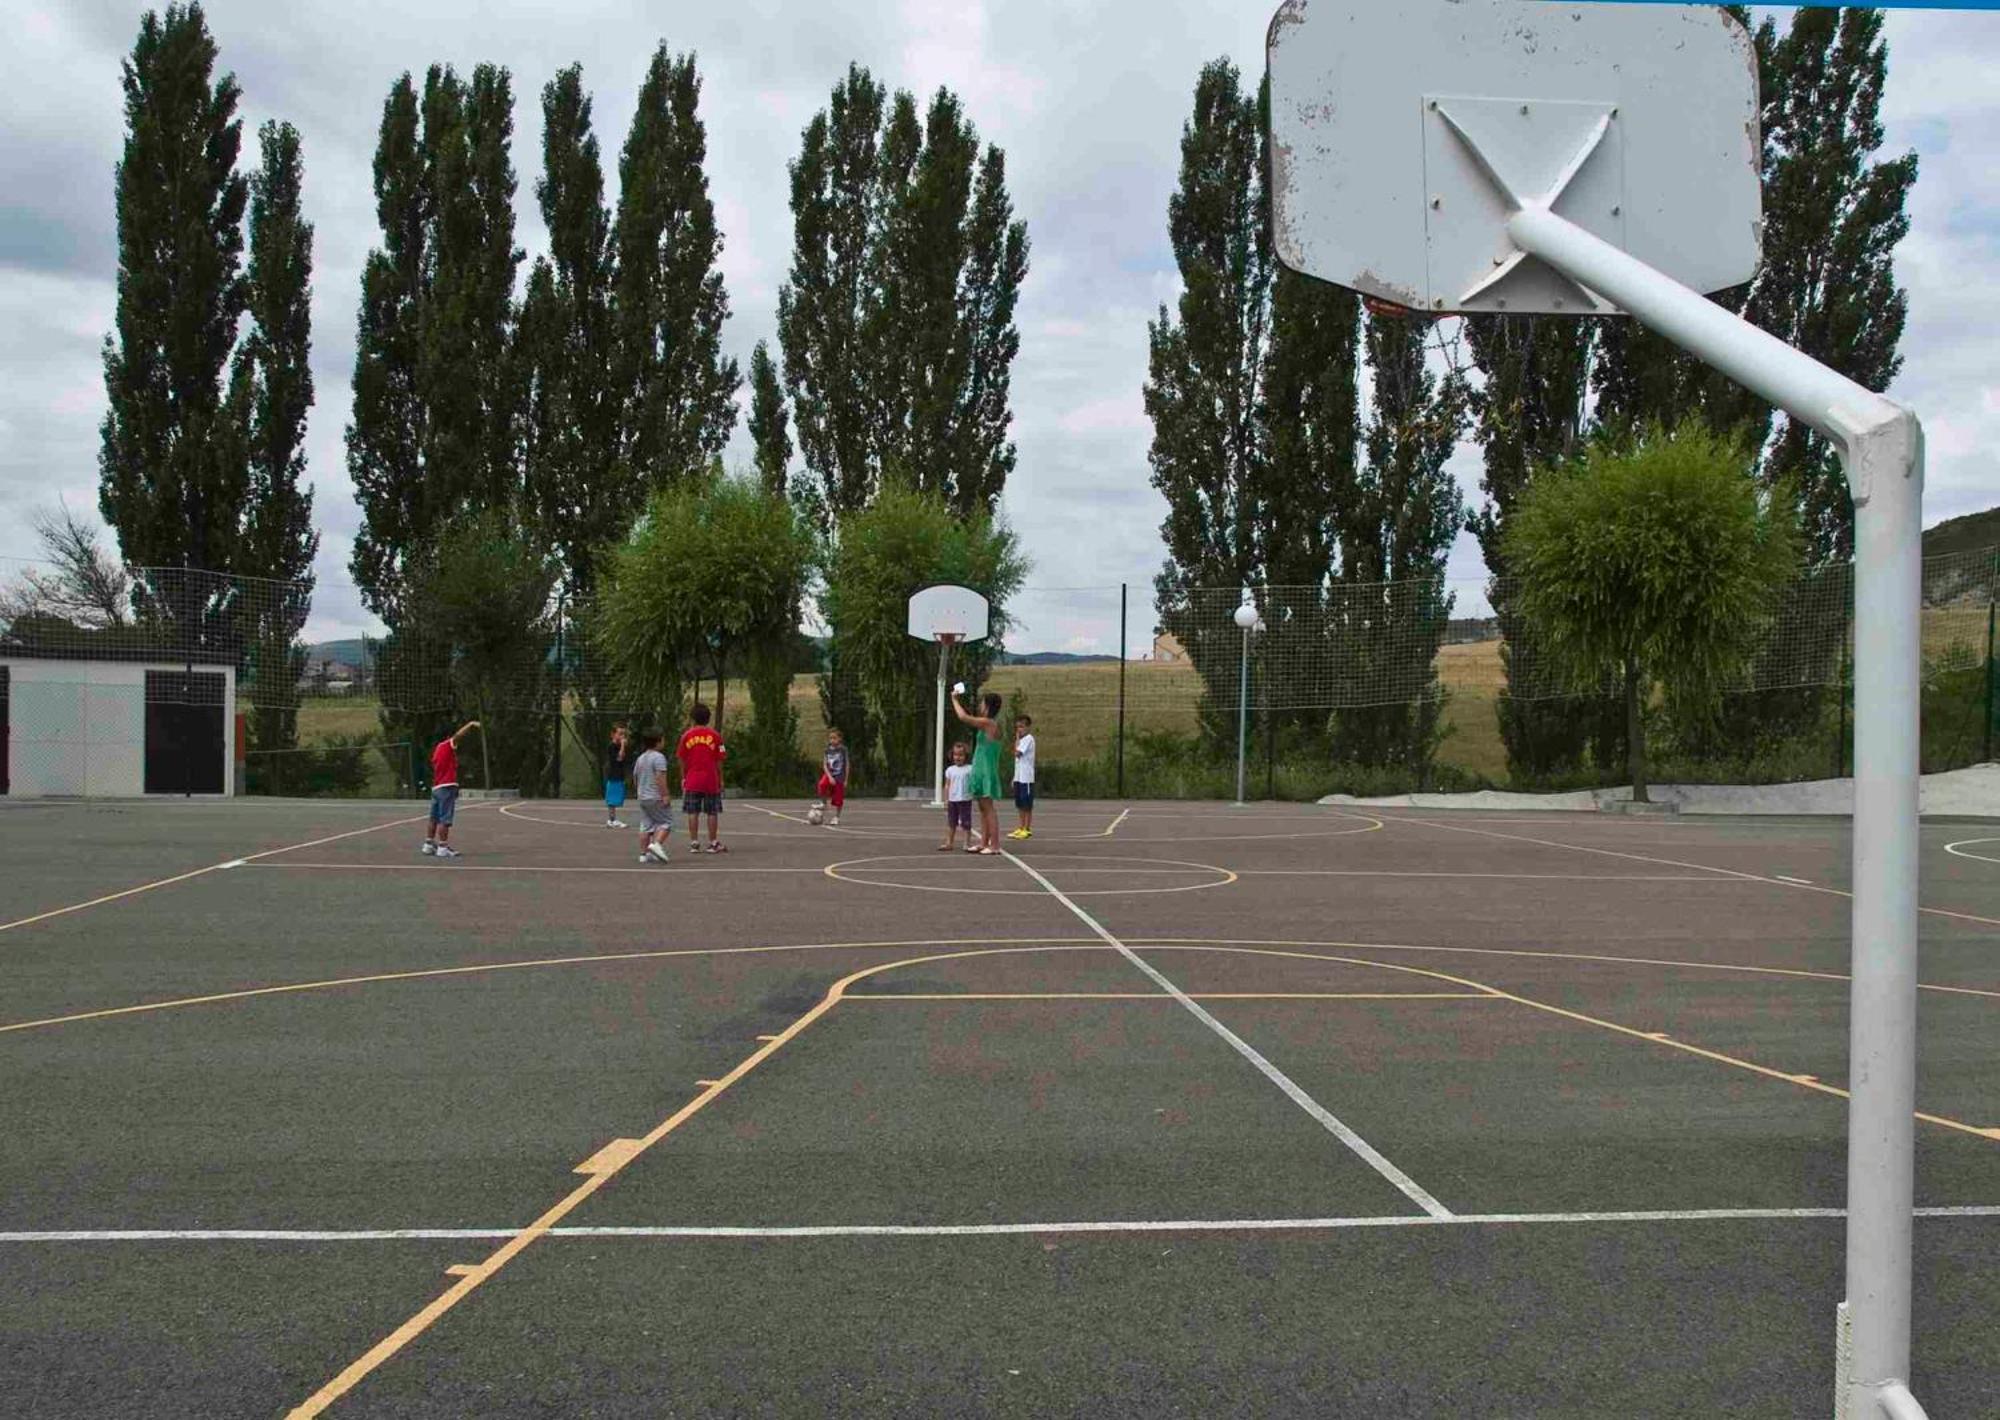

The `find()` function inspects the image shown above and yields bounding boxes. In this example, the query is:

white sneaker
[648,842,671,863]
[638,854,651,864]
[435,846,460,860]
[829,816,840,827]
[421,841,435,855]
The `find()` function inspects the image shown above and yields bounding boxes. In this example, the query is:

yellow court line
[1373,812,2000,930]
[1139,936,2000,1003]
[1135,944,2000,1144]
[11,930,1996,1041]
[843,991,1497,1001]
[0,806,445,940]
[0,938,1098,1037]
[283,941,1149,1417]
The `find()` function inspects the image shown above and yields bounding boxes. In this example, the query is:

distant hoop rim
[934,632,965,646]
[1362,293,1439,322]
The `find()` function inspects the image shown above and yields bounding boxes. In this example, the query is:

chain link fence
[6,548,1997,799]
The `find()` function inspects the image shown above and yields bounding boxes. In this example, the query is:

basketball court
[1,794,1995,1415]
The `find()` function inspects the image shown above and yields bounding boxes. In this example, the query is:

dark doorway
[144,670,225,795]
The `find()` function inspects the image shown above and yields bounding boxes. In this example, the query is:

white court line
[1002,849,1451,1219]
[1944,836,2000,866]
[6,1206,1995,1243]
[245,862,830,875]
[1102,808,1132,837]
[1774,874,1814,886]
[1376,813,2000,929]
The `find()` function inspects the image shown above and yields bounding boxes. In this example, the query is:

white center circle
[824,854,1238,897]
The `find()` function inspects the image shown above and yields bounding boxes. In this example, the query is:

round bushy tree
[1503,423,1799,801]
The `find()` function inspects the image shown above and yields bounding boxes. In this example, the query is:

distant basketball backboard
[1267,0,1761,315]
[907,584,990,644]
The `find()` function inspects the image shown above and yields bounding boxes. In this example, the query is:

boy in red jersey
[677,703,728,853]
[422,720,480,859]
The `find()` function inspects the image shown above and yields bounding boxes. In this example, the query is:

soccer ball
[806,804,826,826]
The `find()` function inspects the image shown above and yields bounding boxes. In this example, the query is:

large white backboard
[1268,0,1761,315]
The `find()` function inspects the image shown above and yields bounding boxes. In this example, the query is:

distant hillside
[998,651,1120,666]
[1925,507,2000,562]
[306,638,369,667]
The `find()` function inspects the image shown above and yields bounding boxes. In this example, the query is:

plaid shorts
[682,792,723,817]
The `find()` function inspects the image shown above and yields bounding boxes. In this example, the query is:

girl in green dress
[952,690,1006,855]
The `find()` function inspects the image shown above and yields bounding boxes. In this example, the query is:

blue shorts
[430,784,459,827]
[1013,781,1035,811]
[605,778,627,808]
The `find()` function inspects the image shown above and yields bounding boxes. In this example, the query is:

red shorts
[817,773,846,809]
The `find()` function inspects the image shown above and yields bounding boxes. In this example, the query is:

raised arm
[453,720,481,743]
[950,694,994,736]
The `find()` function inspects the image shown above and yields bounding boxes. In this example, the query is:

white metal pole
[1510,206,1926,1420]
[932,640,948,809]
[1235,624,1250,806]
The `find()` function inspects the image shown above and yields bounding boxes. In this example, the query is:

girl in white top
[940,741,975,852]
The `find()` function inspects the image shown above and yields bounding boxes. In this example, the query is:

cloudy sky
[2,1,1996,653]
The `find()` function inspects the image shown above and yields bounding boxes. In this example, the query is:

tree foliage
[348,63,523,623]
[747,340,792,497]
[592,472,813,734]
[612,45,740,488]
[820,486,1027,785]
[1146,61,1462,769]
[0,506,131,631]
[521,64,622,596]
[1504,424,1800,800]
[99,3,249,580]
[778,65,1027,527]
[1592,6,1913,567]
[403,509,560,792]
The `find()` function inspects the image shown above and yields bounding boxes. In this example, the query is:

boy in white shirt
[1008,715,1037,840]
[940,741,974,852]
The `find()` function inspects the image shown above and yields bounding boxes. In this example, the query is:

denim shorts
[430,785,458,826]
[1013,781,1035,811]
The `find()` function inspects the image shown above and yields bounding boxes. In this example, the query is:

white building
[1,654,238,798]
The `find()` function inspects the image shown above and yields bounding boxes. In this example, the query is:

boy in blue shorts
[422,720,480,859]
[604,723,632,828]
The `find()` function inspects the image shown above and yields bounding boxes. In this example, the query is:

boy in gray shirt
[633,727,673,864]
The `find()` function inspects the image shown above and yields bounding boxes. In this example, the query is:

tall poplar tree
[232,120,318,592]
[98,3,249,580]
[520,65,620,595]
[612,44,739,487]
[349,63,524,623]
[1593,6,1913,566]
[1146,60,1272,608]
[1322,314,1466,768]
[747,340,792,497]
[778,64,1027,524]
[231,119,319,751]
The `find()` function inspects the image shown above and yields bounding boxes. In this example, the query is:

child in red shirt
[676,703,727,853]
[422,720,480,859]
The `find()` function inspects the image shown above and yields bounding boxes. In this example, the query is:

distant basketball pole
[1268,4,1927,1416]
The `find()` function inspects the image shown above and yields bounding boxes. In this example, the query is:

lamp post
[1233,601,1262,806]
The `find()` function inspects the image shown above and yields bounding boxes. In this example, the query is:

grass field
[291,609,1993,797]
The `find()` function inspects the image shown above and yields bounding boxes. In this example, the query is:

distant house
[1151,632,1185,663]
[299,657,363,695]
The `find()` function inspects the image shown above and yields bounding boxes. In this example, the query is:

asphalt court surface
[1,795,1996,1416]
